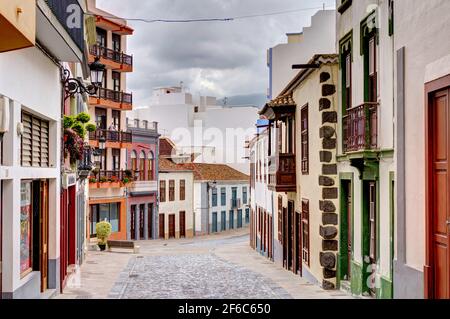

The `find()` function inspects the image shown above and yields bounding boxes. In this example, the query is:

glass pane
[110,203,119,232]
[99,204,109,223]
[20,181,32,275]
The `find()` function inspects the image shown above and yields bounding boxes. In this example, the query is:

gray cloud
[96,0,336,105]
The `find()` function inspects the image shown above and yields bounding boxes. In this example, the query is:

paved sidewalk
[56,229,352,299]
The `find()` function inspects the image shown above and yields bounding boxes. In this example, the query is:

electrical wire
[86,5,334,24]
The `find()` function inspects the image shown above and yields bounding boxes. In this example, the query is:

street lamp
[62,57,105,100]
[98,135,106,151]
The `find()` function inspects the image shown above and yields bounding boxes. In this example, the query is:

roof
[189,163,249,182]
[159,158,249,182]
[159,158,193,173]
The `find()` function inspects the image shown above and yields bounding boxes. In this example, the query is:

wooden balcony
[89,170,131,189]
[343,102,378,153]
[89,88,133,111]
[268,153,296,192]
[89,129,132,149]
[89,45,133,72]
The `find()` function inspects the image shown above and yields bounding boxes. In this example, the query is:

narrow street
[57,230,352,299]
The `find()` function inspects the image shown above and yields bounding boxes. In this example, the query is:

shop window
[90,202,120,234]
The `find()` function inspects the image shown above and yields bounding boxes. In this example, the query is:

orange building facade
[86,0,134,241]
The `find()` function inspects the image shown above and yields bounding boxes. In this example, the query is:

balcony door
[96,27,107,47]
[112,149,120,171]
[95,108,107,130]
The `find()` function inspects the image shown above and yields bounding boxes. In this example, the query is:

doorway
[427,86,450,298]
[287,201,294,272]
[148,204,153,239]
[139,204,145,239]
[130,205,136,240]
[362,181,377,296]
[179,211,186,238]
[295,211,302,276]
[159,214,165,239]
[169,214,176,238]
[340,179,353,282]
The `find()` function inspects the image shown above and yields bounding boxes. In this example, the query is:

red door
[159,214,165,239]
[60,189,68,292]
[68,186,76,265]
[429,88,450,299]
[139,205,145,239]
[179,211,186,238]
[130,205,136,240]
[169,214,176,238]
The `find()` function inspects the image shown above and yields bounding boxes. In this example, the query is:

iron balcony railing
[94,87,133,105]
[342,102,379,153]
[89,44,133,66]
[89,129,132,143]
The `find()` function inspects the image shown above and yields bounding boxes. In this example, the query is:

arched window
[148,152,154,181]
[139,151,146,181]
[131,151,137,178]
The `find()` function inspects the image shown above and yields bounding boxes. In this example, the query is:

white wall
[0,47,61,295]
[394,0,450,270]
[270,10,336,98]
[159,171,194,236]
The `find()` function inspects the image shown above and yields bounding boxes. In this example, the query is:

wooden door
[179,211,186,238]
[429,89,450,298]
[139,205,145,239]
[229,210,234,229]
[40,180,49,292]
[159,214,165,239]
[342,180,352,281]
[283,207,288,268]
[130,206,136,240]
[169,214,176,238]
[288,201,294,271]
[238,210,243,228]
[212,213,218,233]
[295,211,302,276]
[148,204,153,239]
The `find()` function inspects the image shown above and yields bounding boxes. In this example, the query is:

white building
[129,86,258,174]
[158,157,195,239]
[0,0,87,298]
[267,10,336,99]
[191,164,250,236]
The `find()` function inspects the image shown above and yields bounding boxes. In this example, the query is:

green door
[221,211,226,231]
[237,209,243,228]
[212,212,218,233]
[229,210,234,229]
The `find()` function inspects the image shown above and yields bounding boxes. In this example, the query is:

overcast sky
[96,0,336,106]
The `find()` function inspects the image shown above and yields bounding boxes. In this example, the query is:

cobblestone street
[57,229,353,299]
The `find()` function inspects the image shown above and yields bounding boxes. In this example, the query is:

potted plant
[89,177,97,184]
[122,177,130,185]
[110,175,120,187]
[99,176,108,183]
[96,221,112,251]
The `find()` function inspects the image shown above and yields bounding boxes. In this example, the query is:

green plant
[99,176,108,183]
[76,112,91,124]
[63,115,76,129]
[85,123,97,132]
[89,178,97,183]
[122,177,130,184]
[96,221,112,245]
[72,122,86,139]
